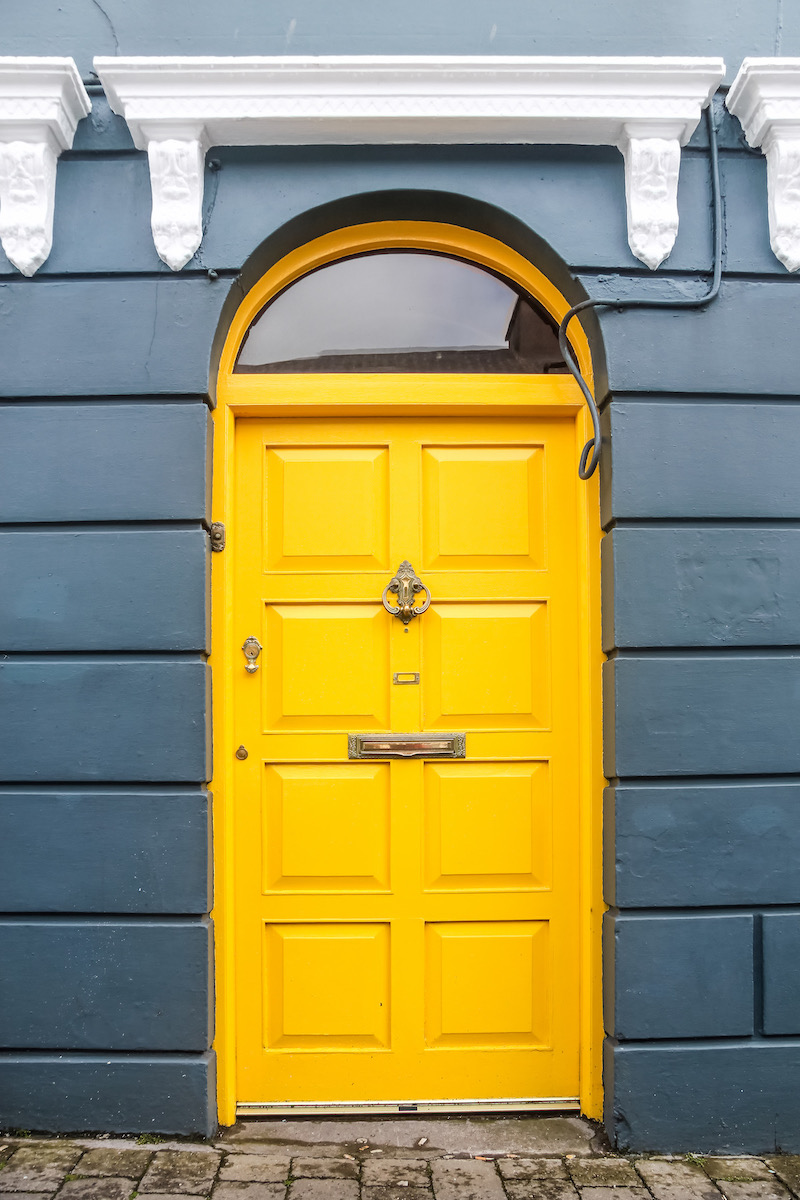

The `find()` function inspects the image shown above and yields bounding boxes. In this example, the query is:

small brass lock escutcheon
[242,636,262,672]
[235,745,249,760]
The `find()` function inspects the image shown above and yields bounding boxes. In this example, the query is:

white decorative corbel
[763,138,800,272]
[95,56,724,272]
[0,142,58,277]
[147,137,209,271]
[619,134,682,270]
[0,59,90,275]
[727,59,800,272]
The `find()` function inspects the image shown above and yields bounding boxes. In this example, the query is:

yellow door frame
[210,221,605,1126]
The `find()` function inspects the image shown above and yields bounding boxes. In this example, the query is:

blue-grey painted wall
[0,0,794,83]
[1,3,799,1150]
[0,919,212,1050]
[0,1054,216,1137]
[597,142,800,1145]
[0,791,211,913]
[0,257,215,1127]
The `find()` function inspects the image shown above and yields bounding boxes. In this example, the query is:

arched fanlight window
[235,251,567,374]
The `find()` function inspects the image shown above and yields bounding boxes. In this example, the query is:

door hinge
[209,522,226,552]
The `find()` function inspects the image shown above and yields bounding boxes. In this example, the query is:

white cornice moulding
[94,55,725,272]
[727,59,800,272]
[0,58,91,275]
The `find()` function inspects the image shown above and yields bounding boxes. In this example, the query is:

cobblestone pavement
[2,1121,800,1200]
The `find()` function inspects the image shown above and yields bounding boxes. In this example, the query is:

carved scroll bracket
[147,135,209,271]
[0,141,57,276]
[0,59,90,275]
[763,133,800,273]
[727,59,800,272]
[619,132,682,270]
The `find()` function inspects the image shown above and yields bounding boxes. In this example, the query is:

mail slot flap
[348,733,466,759]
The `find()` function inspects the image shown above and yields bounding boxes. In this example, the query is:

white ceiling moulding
[94,56,725,272]
[727,59,800,272]
[0,58,91,276]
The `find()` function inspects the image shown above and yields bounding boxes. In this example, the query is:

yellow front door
[232,409,582,1107]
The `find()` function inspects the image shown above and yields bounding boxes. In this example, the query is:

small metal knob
[235,745,248,760]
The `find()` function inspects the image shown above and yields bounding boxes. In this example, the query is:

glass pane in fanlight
[235,251,567,374]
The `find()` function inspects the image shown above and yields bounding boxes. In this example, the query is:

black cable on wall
[560,103,724,479]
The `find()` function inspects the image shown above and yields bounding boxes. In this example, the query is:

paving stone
[0,1145,83,1191]
[212,1185,285,1200]
[361,1159,429,1187]
[569,1160,641,1187]
[140,1152,221,1196]
[0,1195,56,1200]
[58,1180,134,1200]
[219,1159,291,1184]
[503,1183,579,1200]
[290,1160,358,1180]
[430,1159,505,1200]
[579,1189,650,1200]
[5,1147,82,1170]
[768,1162,800,1197]
[717,1185,790,1200]
[288,1183,357,1200]
[73,1150,153,1179]
[139,1194,212,1200]
[498,1159,570,1182]
[635,1159,722,1200]
[363,1189,431,1200]
[705,1164,775,1184]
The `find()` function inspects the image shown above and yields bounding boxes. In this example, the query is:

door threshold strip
[237,1098,581,1117]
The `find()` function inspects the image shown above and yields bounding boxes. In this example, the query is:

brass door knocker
[381,561,432,625]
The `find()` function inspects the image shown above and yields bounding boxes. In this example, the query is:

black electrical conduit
[559,103,724,479]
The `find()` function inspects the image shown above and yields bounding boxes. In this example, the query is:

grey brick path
[1,1130,800,1200]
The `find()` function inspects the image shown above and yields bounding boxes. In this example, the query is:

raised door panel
[423,603,550,729]
[264,922,391,1049]
[424,761,552,891]
[265,447,389,571]
[422,445,545,570]
[262,764,390,893]
[425,921,550,1048]
[263,604,390,730]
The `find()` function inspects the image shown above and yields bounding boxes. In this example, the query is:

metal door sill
[237,1098,580,1117]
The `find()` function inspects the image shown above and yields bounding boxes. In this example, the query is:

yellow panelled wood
[232,413,583,1105]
